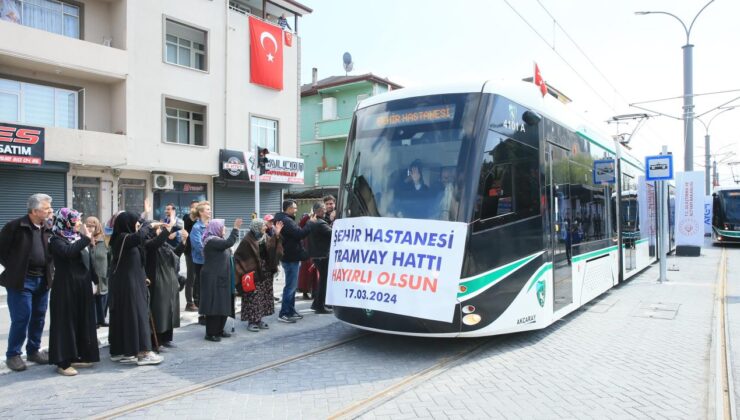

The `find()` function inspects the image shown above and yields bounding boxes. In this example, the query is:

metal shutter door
[0,169,67,229]
[213,184,282,226]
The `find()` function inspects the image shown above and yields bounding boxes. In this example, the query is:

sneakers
[185,303,198,312]
[71,362,93,368]
[278,314,296,323]
[258,321,269,330]
[6,355,26,372]
[289,313,303,320]
[57,366,78,376]
[119,356,137,364]
[27,351,48,365]
[137,352,163,366]
[247,323,260,332]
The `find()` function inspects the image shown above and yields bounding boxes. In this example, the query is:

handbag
[240,271,256,293]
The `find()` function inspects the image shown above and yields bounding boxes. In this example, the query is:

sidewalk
[360,239,730,419]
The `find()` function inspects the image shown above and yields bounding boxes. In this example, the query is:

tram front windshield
[721,191,740,223]
[341,93,480,221]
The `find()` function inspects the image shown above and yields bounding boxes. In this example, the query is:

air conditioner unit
[152,174,174,190]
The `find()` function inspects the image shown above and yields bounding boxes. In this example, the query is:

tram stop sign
[593,159,615,184]
[646,155,673,181]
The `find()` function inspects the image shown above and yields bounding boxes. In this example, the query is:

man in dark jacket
[307,202,332,314]
[274,200,312,323]
[322,195,336,227]
[0,193,54,372]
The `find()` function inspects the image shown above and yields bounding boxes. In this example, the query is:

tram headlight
[462,314,482,326]
[462,305,476,314]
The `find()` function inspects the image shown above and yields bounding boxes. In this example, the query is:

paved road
[0,240,733,419]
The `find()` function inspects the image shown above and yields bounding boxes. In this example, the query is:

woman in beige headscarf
[85,216,109,327]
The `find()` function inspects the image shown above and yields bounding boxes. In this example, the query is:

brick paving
[0,242,733,419]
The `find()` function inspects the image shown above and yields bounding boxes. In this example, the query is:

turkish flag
[534,63,547,97]
[249,16,283,90]
[284,32,293,47]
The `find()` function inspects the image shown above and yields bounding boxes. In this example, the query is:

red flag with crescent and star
[249,16,283,90]
[534,63,547,97]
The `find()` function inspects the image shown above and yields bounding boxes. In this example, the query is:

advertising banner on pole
[705,195,713,236]
[326,217,467,323]
[674,171,705,247]
[637,176,657,249]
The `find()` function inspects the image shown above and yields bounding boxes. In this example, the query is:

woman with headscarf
[145,220,185,348]
[108,212,163,366]
[48,208,99,376]
[234,218,284,332]
[198,218,242,342]
[189,201,211,325]
[85,216,109,328]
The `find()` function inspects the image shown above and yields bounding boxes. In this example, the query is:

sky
[297,0,740,189]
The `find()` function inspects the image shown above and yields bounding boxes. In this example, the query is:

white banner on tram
[326,217,468,323]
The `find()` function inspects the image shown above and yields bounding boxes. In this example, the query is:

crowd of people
[0,193,337,376]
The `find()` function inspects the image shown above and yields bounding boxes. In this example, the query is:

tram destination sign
[593,159,615,184]
[645,155,673,181]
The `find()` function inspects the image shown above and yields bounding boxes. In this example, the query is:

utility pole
[636,1,715,172]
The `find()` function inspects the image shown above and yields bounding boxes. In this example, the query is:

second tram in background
[712,187,740,243]
[333,81,674,337]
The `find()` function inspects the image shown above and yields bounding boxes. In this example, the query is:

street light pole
[696,106,737,194]
[636,0,715,172]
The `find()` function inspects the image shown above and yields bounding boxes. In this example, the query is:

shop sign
[245,151,304,184]
[175,182,207,193]
[219,149,249,181]
[0,122,44,166]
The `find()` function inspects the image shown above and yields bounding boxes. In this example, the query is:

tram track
[327,337,494,420]
[716,247,735,420]
[91,332,370,420]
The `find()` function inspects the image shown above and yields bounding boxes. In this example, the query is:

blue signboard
[593,159,616,184]
[645,155,673,181]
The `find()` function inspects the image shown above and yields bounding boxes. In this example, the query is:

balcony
[45,127,127,167]
[315,118,351,140]
[318,168,341,186]
[0,20,127,83]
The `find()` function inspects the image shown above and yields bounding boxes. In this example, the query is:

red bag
[240,271,256,293]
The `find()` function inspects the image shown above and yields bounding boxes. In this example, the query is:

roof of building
[301,73,403,97]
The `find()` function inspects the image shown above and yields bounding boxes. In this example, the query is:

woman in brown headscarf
[234,218,283,332]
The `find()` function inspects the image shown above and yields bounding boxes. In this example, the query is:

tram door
[547,144,573,312]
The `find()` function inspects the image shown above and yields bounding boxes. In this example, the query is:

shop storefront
[153,181,208,221]
[214,149,304,224]
[0,123,67,228]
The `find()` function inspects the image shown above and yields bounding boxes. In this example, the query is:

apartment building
[292,71,401,200]
[0,0,312,228]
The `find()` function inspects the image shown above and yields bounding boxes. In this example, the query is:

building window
[0,77,78,128]
[118,178,146,215]
[0,0,81,38]
[164,19,207,71]
[73,176,100,219]
[251,116,278,152]
[164,98,206,146]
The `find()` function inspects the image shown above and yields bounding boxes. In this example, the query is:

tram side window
[473,132,539,231]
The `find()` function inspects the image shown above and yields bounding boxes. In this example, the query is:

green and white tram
[712,187,740,243]
[331,81,663,337]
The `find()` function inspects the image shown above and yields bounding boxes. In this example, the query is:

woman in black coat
[146,223,185,348]
[48,208,99,376]
[108,212,163,366]
[199,218,242,341]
